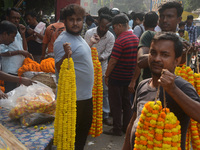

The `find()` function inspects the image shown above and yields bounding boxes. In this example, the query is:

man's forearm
[21,34,28,50]
[137,54,149,68]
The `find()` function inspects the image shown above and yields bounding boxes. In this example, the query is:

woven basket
[0,124,28,150]
[31,73,57,93]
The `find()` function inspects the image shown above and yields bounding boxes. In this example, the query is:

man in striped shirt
[104,13,140,136]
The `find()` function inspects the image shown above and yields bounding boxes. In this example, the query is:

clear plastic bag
[0,81,56,120]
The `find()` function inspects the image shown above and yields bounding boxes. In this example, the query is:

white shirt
[84,27,115,75]
[0,31,25,74]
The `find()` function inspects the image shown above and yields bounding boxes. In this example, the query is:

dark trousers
[4,73,18,93]
[75,98,93,150]
[108,85,133,132]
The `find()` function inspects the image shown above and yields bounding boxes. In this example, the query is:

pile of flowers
[53,58,77,150]
[89,47,103,137]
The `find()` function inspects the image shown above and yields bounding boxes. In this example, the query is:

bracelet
[19,76,22,84]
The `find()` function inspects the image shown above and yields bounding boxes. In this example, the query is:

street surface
[85,124,125,150]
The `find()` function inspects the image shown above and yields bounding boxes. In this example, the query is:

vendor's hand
[158,69,176,93]
[63,42,72,58]
[90,34,100,45]
[21,77,36,86]
[19,24,26,35]
[128,81,136,93]
[0,90,8,99]
[19,50,33,58]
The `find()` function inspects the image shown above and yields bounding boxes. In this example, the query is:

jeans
[102,76,110,119]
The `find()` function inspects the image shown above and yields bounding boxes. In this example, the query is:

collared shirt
[84,27,115,75]
[0,31,25,74]
[185,24,197,43]
[109,31,139,86]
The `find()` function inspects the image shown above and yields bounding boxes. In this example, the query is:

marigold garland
[40,58,55,73]
[53,58,77,150]
[88,47,103,137]
[134,100,181,150]
[18,58,41,76]
[0,80,5,93]
[175,65,200,150]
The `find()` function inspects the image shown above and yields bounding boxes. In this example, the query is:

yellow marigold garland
[89,47,103,137]
[53,58,77,150]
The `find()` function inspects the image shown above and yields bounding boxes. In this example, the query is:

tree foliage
[182,0,200,12]
[113,0,147,12]
[25,0,55,15]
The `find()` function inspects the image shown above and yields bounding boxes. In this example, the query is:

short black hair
[152,32,183,58]
[179,21,185,27]
[132,12,144,21]
[144,11,158,28]
[99,13,112,23]
[62,4,85,19]
[6,7,20,17]
[25,11,37,18]
[98,7,110,17]
[86,15,94,22]
[187,15,193,20]
[158,1,183,18]
[178,29,184,34]
[0,20,17,35]
[130,11,135,19]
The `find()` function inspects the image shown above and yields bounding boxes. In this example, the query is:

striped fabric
[109,31,139,85]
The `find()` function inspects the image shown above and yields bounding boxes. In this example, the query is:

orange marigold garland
[175,66,200,150]
[18,58,41,76]
[134,86,181,149]
[40,58,55,73]
[0,80,5,93]
[89,47,103,137]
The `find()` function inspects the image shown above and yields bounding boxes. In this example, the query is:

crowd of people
[0,1,200,150]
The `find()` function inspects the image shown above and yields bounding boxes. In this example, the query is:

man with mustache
[136,1,191,81]
[123,32,200,150]
[54,4,94,150]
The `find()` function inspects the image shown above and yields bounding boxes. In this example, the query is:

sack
[0,81,56,120]
[20,113,55,127]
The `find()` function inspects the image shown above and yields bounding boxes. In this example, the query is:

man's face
[64,14,83,36]
[186,19,193,26]
[4,32,16,45]
[7,10,21,27]
[26,15,35,26]
[159,8,181,32]
[148,40,179,77]
[113,24,121,37]
[98,18,110,36]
